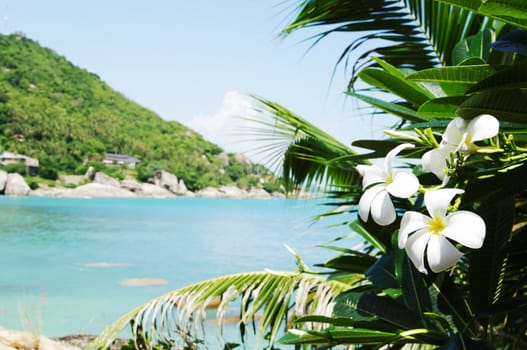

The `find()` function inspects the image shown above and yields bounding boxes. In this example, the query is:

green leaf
[366,254,398,290]
[347,91,424,122]
[456,89,527,121]
[279,326,398,345]
[468,63,527,93]
[431,276,473,334]
[452,29,493,65]
[394,246,432,326]
[349,220,387,253]
[317,254,377,273]
[358,66,434,107]
[417,96,468,119]
[469,196,514,325]
[433,0,527,29]
[352,140,414,156]
[479,0,527,20]
[334,292,421,330]
[407,65,506,84]
[408,64,508,96]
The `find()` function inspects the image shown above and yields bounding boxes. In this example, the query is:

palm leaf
[247,96,362,192]
[281,0,497,87]
[88,271,349,350]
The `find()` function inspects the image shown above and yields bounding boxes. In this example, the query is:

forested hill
[0,33,275,191]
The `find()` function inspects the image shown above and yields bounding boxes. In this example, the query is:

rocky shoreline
[0,327,126,350]
[0,169,290,199]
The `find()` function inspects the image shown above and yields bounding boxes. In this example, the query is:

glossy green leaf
[433,0,527,28]
[468,63,527,93]
[417,96,468,119]
[359,67,433,107]
[366,254,398,290]
[349,220,387,253]
[394,247,432,326]
[352,140,410,154]
[348,91,424,122]
[334,292,421,329]
[407,65,506,84]
[456,89,527,121]
[317,254,377,273]
[470,197,514,322]
[479,0,527,20]
[452,30,493,65]
[279,326,398,345]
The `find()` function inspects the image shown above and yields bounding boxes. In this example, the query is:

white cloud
[185,90,261,157]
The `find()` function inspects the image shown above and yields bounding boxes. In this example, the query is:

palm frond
[88,271,351,350]
[245,96,363,193]
[281,0,498,87]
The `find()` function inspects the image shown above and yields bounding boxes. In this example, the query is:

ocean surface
[0,196,353,338]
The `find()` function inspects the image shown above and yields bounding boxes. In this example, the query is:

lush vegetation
[0,33,277,191]
[92,0,527,349]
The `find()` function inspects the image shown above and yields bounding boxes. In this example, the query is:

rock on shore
[0,327,128,350]
[4,173,30,196]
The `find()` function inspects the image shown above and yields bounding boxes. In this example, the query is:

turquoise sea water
[0,197,352,337]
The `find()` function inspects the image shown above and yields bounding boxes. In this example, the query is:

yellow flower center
[428,216,446,235]
[464,134,473,148]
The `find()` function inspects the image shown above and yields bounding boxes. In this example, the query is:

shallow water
[0,197,353,337]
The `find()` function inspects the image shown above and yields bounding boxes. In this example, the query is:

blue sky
[1,0,382,160]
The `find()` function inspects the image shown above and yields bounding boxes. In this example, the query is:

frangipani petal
[421,145,455,181]
[384,143,415,175]
[427,235,463,273]
[425,188,464,218]
[443,117,466,145]
[399,211,430,248]
[370,190,396,226]
[406,229,431,274]
[443,211,486,248]
[358,186,384,222]
[356,165,385,188]
[467,114,499,142]
[387,171,419,198]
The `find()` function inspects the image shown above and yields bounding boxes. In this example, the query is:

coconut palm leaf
[247,96,363,193]
[281,0,498,87]
[88,271,350,350]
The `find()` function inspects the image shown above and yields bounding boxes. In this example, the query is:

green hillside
[0,33,275,191]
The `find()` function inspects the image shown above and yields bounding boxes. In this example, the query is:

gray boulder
[154,170,187,195]
[247,188,272,199]
[196,186,222,198]
[93,172,120,187]
[4,173,30,196]
[84,166,95,180]
[69,183,136,198]
[217,152,230,166]
[0,170,7,192]
[120,178,142,193]
[139,183,176,198]
[234,153,251,165]
[219,185,247,198]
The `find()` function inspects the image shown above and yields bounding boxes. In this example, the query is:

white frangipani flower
[398,188,486,274]
[421,114,499,181]
[356,143,419,226]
